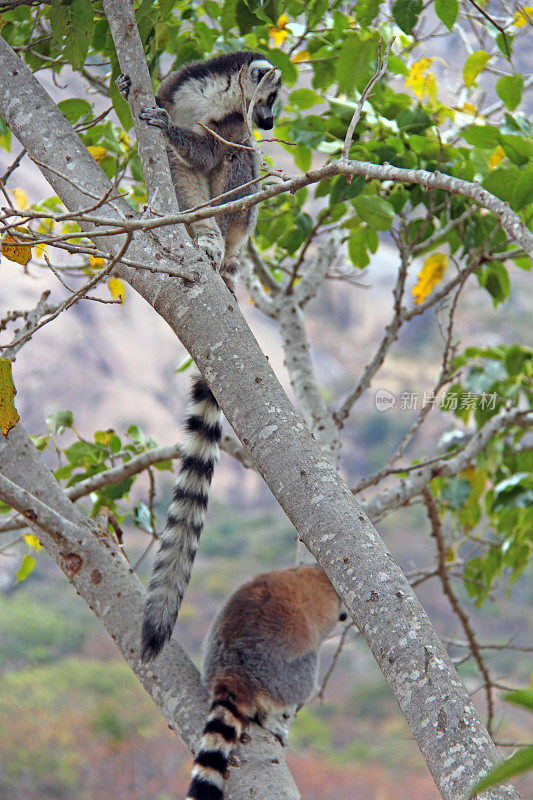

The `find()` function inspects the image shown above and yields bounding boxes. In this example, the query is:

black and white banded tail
[186,696,246,800]
[141,373,222,662]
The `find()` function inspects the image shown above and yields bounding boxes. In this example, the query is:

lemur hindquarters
[188,565,342,800]
[136,52,282,662]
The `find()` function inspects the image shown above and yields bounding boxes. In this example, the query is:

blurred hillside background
[1,0,533,797]
[1,237,531,798]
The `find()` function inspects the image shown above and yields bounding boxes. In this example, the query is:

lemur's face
[248,60,281,130]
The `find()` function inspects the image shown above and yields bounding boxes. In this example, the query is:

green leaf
[29,434,48,451]
[263,49,297,85]
[496,74,524,111]
[293,144,312,172]
[463,51,490,88]
[442,477,471,509]
[352,196,394,230]
[109,434,122,453]
[16,554,36,583]
[46,409,74,435]
[513,171,533,210]
[54,465,73,480]
[289,89,321,110]
[0,117,11,151]
[504,344,530,377]
[336,33,377,95]
[330,175,366,204]
[64,440,105,467]
[348,231,370,268]
[462,124,501,149]
[154,458,173,471]
[392,0,422,34]
[470,747,533,796]
[504,689,533,711]
[110,64,133,131]
[52,0,94,71]
[435,0,458,30]
[483,167,521,206]
[355,0,382,25]
[477,262,510,305]
[97,477,134,503]
[58,99,92,125]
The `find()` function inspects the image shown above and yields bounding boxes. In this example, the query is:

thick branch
[2,165,532,261]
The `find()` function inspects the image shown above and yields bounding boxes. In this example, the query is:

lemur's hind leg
[220,219,250,294]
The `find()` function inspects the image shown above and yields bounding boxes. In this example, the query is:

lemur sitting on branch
[186,564,345,800]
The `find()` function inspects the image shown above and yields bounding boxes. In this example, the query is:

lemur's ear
[250,65,268,83]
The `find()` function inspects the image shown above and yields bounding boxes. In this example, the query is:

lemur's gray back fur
[139,52,281,663]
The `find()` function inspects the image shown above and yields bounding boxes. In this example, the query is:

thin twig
[1,233,133,353]
[341,37,395,160]
[422,488,495,736]
[314,621,355,701]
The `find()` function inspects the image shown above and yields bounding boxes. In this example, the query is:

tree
[0,1,531,798]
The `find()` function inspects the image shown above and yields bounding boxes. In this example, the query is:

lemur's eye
[268,93,276,106]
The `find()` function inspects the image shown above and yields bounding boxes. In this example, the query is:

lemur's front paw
[139,107,171,134]
[116,73,131,100]
[197,234,224,269]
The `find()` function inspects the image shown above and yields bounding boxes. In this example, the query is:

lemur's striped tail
[141,373,222,662]
[186,695,247,800]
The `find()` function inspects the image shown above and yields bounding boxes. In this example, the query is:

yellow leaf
[108,277,125,302]
[89,253,105,267]
[0,358,19,436]
[292,50,310,63]
[24,533,42,552]
[463,50,490,88]
[1,227,32,266]
[412,253,448,305]
[88,146,107,163]
[445,547,455,563]
[95,428,114,445]
[405,57,437,102]
[269,13,289,46]
[512,6,533,26]
[13,188,28,210]
[269,27,288,46]
[489,145,506,170]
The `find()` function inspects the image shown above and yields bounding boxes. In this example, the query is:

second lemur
[187,564,344,800]
[130,52,282,661]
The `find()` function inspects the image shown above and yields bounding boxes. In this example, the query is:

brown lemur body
[188,565,343,800]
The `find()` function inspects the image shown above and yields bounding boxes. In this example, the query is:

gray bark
[0,36,519,800]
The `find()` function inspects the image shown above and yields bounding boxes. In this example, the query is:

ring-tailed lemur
[188,564,344,800]
[121,52,281,662]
